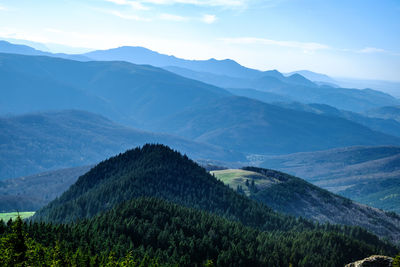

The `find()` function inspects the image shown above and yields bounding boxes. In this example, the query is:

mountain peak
[262,69,284,79]
[287,70,337,84]
[0,40,43,55]
[286,73,317,86]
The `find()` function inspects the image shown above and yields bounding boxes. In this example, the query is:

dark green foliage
[3,199,398,266]
[0,216,27,266]
[243,166,344,212]
[394,253,400,267]
[0,217,161,266]
[236,184,245,195]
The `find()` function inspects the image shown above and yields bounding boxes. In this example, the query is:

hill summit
[34,144,291,231]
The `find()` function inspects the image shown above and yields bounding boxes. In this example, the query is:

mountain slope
[211,167,400,243]
[165,65,399,112]
[0,110,243,179]
[0,165,92,212]
[0,52,230,125]
[275,102,400,138]
[0,40,89,61]
[286,70,338,84]
[226,87,293,103]
[260,146,400,213]
[153,96,400,154]
[365,105,400,122]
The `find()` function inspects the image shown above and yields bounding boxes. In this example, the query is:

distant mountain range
[84,46,264,79]
[81,45,400,112]
[0,40,89,61]
[0,110,242,179]
[285,70,338,85]
[260,146,400,213]
[0,52,229,125]
[1,52,399,158]
[1,40,399,112]
[365,105,400,122]
[274,102,400,138]
[153,96,400,154]
[164,65,399,113]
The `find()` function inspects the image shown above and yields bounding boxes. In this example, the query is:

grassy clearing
[0,212,35,222]
[210,169,275,196]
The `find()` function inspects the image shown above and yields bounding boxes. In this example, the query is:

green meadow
[0,212,35,222]
[210,169,277,196]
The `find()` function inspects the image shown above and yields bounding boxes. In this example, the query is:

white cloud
[160,13,188,21]
[158,13,218,24]
[104,0,246,9]
[359,47,386,54]
[45,28,64,33]
[143,0,246,7]
[220,37,330,51]
[202,14,217,24]
[104,0,149,10]
[0,5,7,11]
[107,10,151,21]
[339,46,400,56]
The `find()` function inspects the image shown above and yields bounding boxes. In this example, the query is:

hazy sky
[0,0,399,80]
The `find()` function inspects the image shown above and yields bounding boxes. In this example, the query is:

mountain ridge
[0,110,243,179]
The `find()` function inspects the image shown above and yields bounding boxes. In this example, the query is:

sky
[0,0,399,81]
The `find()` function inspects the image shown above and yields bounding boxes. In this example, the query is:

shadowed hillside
[212,167,400,243]
[154,96,400,154]
[0,165,92,212]
[260,146,400,213]
[0,110,243,179]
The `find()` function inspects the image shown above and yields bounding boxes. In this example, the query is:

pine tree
[393,253,400,267]
[52,241,65,266]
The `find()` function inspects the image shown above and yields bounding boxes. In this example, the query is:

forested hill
[22,144,400,265]
[33,144,301,232]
